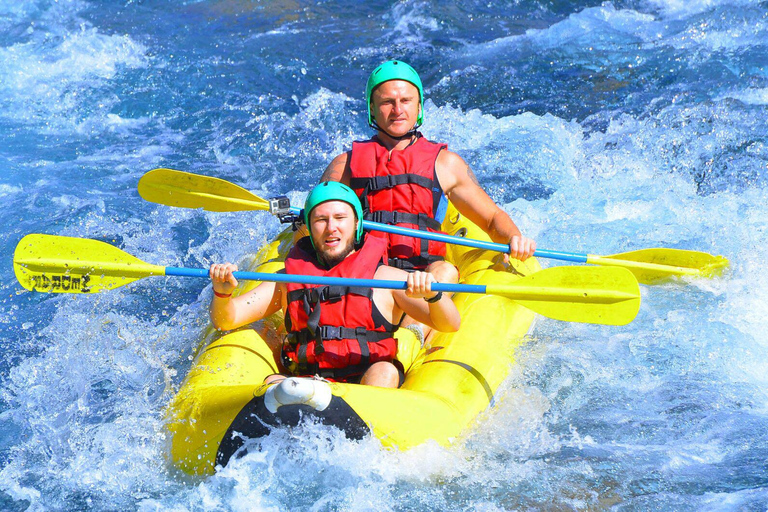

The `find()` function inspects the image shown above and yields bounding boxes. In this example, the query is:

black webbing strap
[349,173,433,192]
[288,326,393,345]
[388,253,444,270]
[365,210,441,231]
[284,285,379,370]
[364,209,445,270]
[286,285,374,305]
[285,326,395,376]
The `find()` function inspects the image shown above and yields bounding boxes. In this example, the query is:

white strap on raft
[264,377,332,414]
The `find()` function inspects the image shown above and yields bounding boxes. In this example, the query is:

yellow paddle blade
[588,248,730,284]
[13,234,165,294]
[138,168,270,212]
[487,266,641,326]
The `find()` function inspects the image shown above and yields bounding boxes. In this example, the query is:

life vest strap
[388,254,444,270]
[284,326,395,377]
[365,210,442,231]
[286,285,374,305]
[287,326,394,346]
[350,173,433,193]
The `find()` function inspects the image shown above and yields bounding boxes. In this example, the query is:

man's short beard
[316,237,356,268]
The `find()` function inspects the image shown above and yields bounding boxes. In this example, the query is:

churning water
[1,1,767,510]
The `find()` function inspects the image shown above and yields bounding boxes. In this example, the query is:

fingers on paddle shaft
[13,234,163,294]
[138,169,269,212]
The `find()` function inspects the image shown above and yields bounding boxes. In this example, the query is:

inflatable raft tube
[166,204,541,476]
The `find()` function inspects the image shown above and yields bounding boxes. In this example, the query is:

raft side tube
[165,202,541,475]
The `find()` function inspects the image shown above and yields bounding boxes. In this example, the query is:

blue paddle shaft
[288,205,590,263]
[165,266,487,295]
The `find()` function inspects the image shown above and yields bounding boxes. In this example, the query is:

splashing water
[1,0,766,510]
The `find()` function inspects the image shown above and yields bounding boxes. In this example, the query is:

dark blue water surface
[1,1,767,510]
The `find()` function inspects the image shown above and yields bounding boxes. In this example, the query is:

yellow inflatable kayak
[166,204,541,476]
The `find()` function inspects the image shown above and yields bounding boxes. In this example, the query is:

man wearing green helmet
[209,182,460,388]
[321,60,537,278]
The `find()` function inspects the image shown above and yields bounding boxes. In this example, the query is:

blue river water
[1,0,767,510]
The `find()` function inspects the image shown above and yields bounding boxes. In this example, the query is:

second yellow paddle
[138,168,729,284]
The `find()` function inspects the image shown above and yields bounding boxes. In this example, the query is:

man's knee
[360,361,400,388]
[426,260,459,284]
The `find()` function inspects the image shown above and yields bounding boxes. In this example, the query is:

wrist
[214,290,232,299]
[423,291,443,303]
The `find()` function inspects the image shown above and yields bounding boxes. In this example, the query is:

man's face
[309,200,357,267]
[370,80,421,138]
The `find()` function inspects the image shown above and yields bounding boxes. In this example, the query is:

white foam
[665,22,767,51]
[466,4,660,57]
[0,184,22,197]
[0,304,193,509]
[389,1,440,42]
[644,0,761,19]
[0,8,147,134]
[716,87,768,105]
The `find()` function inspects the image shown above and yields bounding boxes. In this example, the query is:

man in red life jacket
[209,181,460,388]
[320,60,537,280]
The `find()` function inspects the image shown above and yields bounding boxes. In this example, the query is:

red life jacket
[349,134,448,270]
[282,235,399,381]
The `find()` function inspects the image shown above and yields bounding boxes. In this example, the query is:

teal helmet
[303,181,364,246]
[366,60,424,128]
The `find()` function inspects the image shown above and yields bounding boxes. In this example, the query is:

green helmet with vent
[366,60,424,128]
[303,181,364,246]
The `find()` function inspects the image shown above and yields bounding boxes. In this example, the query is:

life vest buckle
[323,286,344,303]
[369,210,394,224]
[318,325,340,340]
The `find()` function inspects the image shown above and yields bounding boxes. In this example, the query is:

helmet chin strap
[370,119,422,141]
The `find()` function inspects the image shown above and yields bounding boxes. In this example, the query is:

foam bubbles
[0,184,22,197]
[389,1,441,42]
[716,87,768,105]
[645,0,762,19]
[2,0,768,510]
[0,6,148,133]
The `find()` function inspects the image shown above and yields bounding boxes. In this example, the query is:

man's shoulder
[330,151,350,166]
[435,148,468,178]
[434,148,471,193]
[321,151,352,183]
[435,147,465,166]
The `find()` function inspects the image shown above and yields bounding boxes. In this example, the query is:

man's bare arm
[436,150,535,260]
[437,151,521,241]
[320,152,351,184]
[209,266,283,331]
[376,266,460,332]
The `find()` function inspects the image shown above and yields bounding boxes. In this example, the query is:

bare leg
[360,361,400,388]
[426,260,459,284]
[401,260,459,340]
[264,374,287,385]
